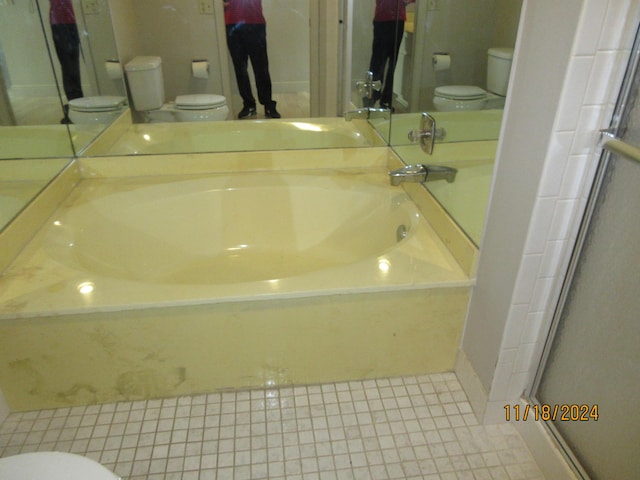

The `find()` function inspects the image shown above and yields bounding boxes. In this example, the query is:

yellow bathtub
[0,149,472,411]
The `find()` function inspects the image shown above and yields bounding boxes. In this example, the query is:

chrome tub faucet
[388,164,457,186]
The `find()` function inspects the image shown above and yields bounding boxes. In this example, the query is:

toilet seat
[68,96,126,112]
[175,94,227,110]
[0,452,121,479]
[434,85,486,100]
[433,85,489,111]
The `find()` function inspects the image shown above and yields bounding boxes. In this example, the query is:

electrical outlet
[199,0,214,15]
[82,0,101,15]
[428,0,439,11]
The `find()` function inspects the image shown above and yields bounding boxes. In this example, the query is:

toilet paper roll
[432,53,451,72]
[192,60,209,79]
[105,60,123,80]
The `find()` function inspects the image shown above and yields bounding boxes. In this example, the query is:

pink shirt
[49,0,76,24]
[374,0,415,22]
[224,0,266,25]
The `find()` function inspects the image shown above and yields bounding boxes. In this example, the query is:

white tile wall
[484,0,640,420]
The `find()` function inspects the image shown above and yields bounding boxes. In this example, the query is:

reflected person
[367,0,415,110]
[49,0,83,123]
[224,0,281,119]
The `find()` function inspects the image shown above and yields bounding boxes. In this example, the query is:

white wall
[0,0,121,99]
[458,0,640,424]
[0,1,58,96]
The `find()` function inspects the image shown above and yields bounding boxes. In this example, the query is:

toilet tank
[486,47,514,96]
[125,56,165,111]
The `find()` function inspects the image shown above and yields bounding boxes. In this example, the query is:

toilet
[0,452,120,479]
[433,47,514,112]
[68,96,127,124]
[125,56,229,123]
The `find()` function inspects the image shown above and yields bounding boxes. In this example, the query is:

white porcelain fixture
[125,56,229,123]
[433,47,514,112]
[0,452,120,479]
[68,96,127,124]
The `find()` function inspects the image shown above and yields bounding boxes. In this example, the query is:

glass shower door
[529,25,640,480]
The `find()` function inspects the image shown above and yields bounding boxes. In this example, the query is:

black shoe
[265,105,281,119]
[380,102,395,113]
[60,104,72,124]
[238,106,257,119]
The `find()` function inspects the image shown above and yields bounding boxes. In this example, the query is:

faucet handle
[356,71,383,100]
[407,113,447,155]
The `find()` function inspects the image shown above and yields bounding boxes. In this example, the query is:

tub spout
[389,164,457,186]
[425,165,458,183]
[344,107,391,121]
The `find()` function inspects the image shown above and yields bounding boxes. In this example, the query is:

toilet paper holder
[432,52,451,71]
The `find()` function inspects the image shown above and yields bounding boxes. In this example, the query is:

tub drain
[396,224,408,242]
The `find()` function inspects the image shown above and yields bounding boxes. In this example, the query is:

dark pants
[51,23,83,101]
[368,21,404,106]
[226,23,274,109]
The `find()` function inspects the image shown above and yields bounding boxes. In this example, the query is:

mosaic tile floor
[0,373,545,479]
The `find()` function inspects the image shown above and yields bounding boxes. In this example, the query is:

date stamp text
[504,404,599,421]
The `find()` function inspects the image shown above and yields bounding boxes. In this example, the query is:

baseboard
[454,348,489,422]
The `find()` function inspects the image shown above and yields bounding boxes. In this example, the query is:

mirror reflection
[384,0,523,246]
[85,1,386,156]
[0,0,73,159]
[0,0,125,155]
[1,0,523,247]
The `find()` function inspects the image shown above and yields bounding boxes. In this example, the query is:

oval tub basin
[0,172,470,315]
[48,175,416,285]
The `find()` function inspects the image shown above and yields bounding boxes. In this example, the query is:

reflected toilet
[433,47,514,112]
[67,96,127,124]
[125,56,230,123]
[0,452,120,479]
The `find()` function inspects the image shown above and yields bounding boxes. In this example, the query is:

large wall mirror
[0,0,124,232]
[380,0,523,245]
[1,0,523,245]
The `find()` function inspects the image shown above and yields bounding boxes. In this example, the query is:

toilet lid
[434,85,486,100]
[0,452,121,479]
[175,94,226,110]
[69,96,126,112]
